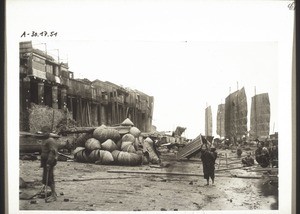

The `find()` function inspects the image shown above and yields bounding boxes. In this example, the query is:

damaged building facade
[19,41,154,132]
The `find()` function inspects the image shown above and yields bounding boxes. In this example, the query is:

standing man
[40,126,59,202]
[200,143,218,185]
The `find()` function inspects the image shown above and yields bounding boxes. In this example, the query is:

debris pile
[27,103,75,133]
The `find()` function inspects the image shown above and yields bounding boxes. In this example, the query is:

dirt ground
[19,148,278,211]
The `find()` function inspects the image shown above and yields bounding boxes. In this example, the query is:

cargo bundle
[72,118,157,166]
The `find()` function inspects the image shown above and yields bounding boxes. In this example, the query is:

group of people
[39,126,279,203]
[255,140,278,168]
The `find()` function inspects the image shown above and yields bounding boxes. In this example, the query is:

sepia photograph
[6,0,295,213]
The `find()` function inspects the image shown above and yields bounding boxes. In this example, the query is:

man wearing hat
[40,126,59,202]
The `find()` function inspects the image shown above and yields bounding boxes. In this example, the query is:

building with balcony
[19,41,154,132]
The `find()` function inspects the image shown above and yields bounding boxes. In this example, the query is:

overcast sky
[11,0,293,139]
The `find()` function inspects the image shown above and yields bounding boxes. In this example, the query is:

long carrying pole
[45,167,49,202]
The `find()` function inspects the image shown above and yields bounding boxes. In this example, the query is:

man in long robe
[200,144,218,185]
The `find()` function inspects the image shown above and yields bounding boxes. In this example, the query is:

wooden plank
[107,169,202,177]
[58,152,73,159]
[177,136,203,159]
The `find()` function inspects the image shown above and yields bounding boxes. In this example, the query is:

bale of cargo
[130,127,141,138]
[133,138,141,151]
[101,139,118,152]
[143,139,160,164]
[129,153,143,166]
[85,138,101,151]
[142,154,149,165]
[116,151,142,166]
[111,150,121,162]
[75,133,93,147]
[122,133,135,143]
[116,138,123,150]
[122,144,136,153]
[88,149,100,163]
[121,118,134,126]
[93,127,121,143]
[75,149,90,163]
[136,150,143,156]
[98,124,107,129]
[73,146,85,155]
[83,149,92,162]
[96,150,114,165]
[113,125,131,135]
[116,151,128,165]
[121,141,134,150]
[144,137,154,145]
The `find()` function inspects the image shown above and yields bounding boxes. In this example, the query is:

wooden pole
[107,167,259,177]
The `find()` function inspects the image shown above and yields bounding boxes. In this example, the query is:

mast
[254,86,257,139]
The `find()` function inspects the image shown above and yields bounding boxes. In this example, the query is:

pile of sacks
[73,118,159,166]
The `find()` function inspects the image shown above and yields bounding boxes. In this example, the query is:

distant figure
[200,144,218,185]
[242,153,255,166]
[151,139,161,163]
[40,126,59,202]
[255,142,270,168]
[236,146,242,158]
[224,138,230,149]
[269,144,278,168]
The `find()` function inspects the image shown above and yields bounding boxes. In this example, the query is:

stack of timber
[177,134,207,160]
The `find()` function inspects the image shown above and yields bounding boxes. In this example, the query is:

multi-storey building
[19,41,154,132]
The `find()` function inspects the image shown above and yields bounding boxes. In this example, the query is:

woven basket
[133,138,140,151]
[144,137,154,145]
[129,153,142,166]
[117,151,131,165]
[73,146,85,156]
[88,149,100,163]
[121,118,134,126]
[75,133,93,147]
[122,144,136,153]
[129,127,141,138]
[116,151,142,166]
[143,140,160,164]
[111,150,121,162]
[93,127,121,143]
[113,126,131,135]
[116,138,123,150]
[117,152,142,166]
[96,150,114,165]
[142,154,149,165]
[101,139,118,152]
[121,141,133,150]
[122,133,135,143]
[85,138,101,151]
[75,149,90,163]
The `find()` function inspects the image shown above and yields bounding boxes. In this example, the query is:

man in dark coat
[40,126,59,202]
[200,144,218,185]
[255,142,270,168]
